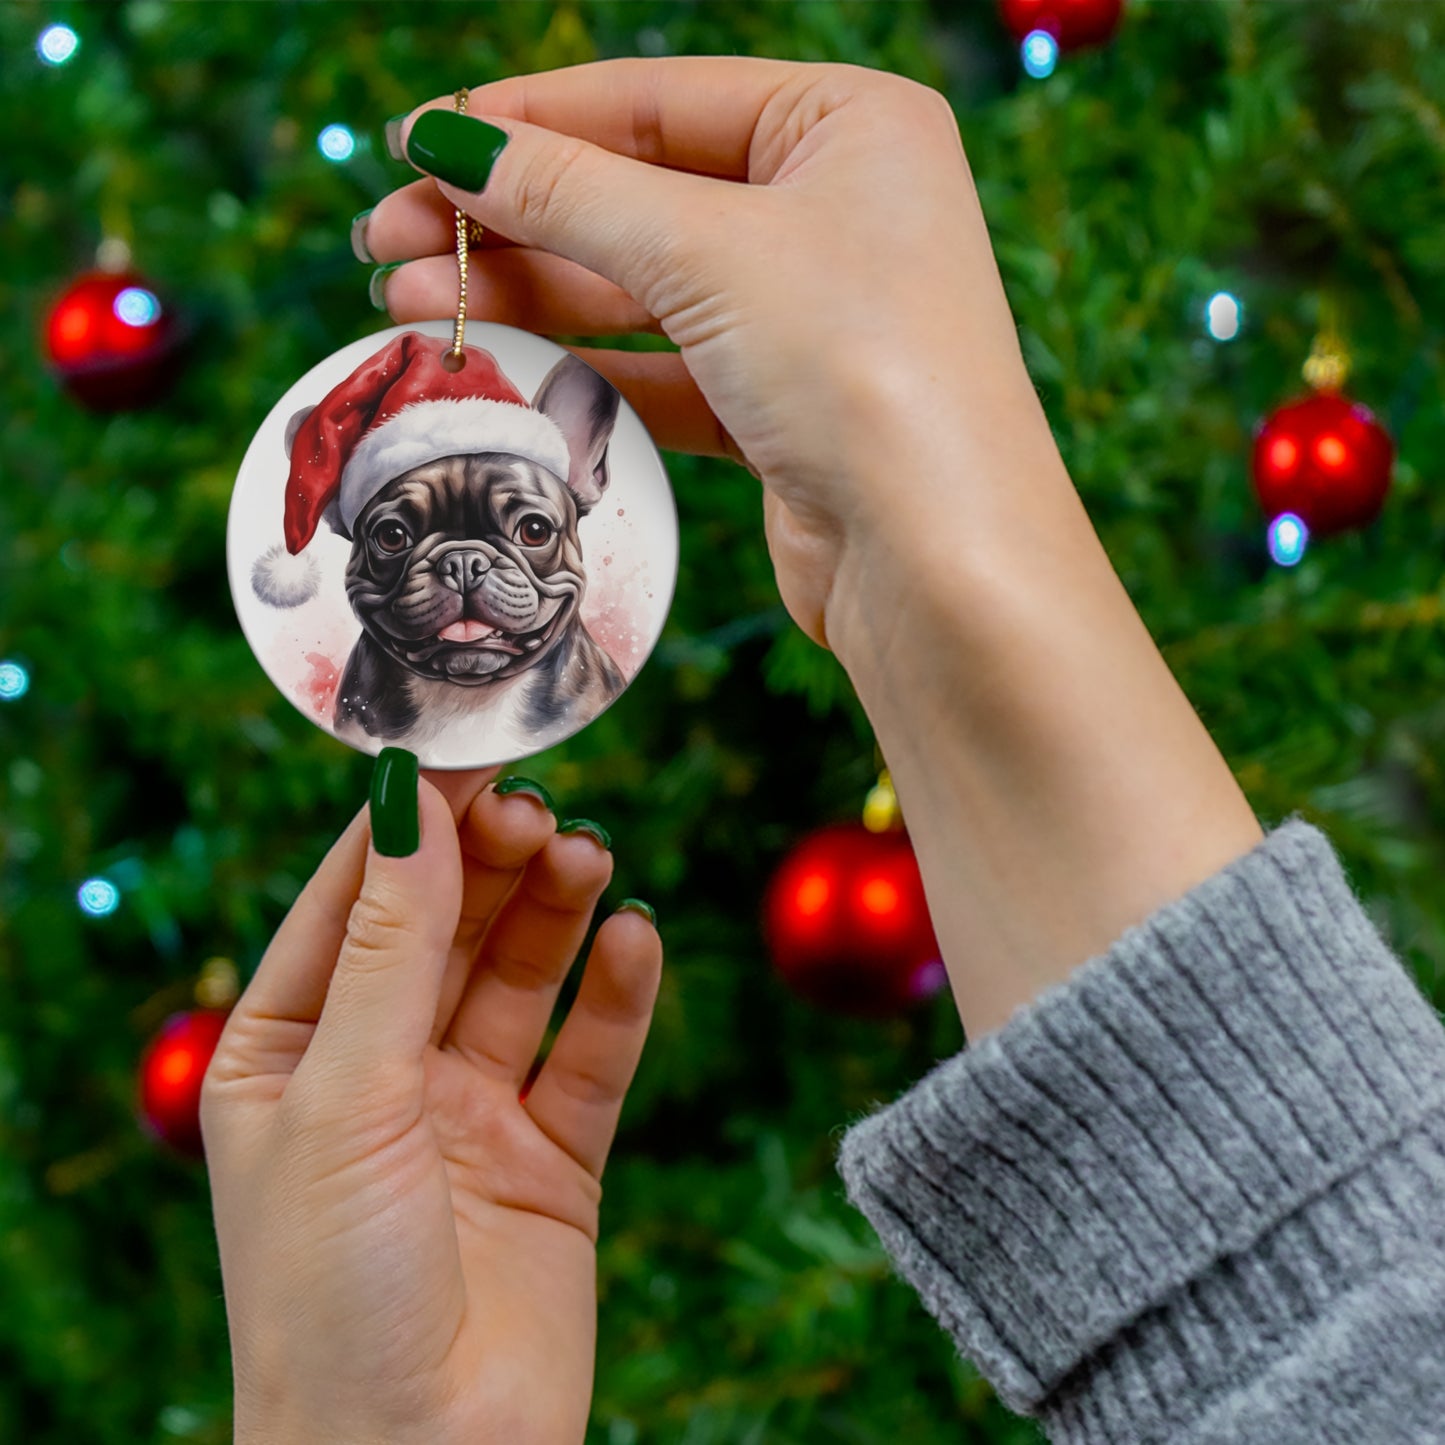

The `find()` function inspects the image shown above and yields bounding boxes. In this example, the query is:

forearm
[826,386,1262,1040]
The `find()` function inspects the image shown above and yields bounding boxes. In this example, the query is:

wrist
[824,426,1261,1039]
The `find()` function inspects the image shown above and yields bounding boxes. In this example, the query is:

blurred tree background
[2,1,1444,1442]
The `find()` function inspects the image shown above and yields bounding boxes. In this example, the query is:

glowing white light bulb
[0,660,29,700]
[1022,30,1059,79]
[1205,291,1243,341]
[318,124,356,162]
[1267,512,1308,567]
[78,878,121,917]
[38,24,79,66]
[114,287,161,327]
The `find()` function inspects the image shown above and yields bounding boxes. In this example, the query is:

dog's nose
[438,550,491,593]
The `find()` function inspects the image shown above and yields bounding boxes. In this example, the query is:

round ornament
[137,1008,230,1158]
[227,320,678,768]
[1251,391,1393,537]
[44,269,182,410]
[998,0,1125,49]
[763,822,945,1017]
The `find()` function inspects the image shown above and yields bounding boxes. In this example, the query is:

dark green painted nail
[559,818,612,851]
[368,261,403,311]
[494,775,555,812]
[370,748,419,857]
[405,110,510,192]
[617,898,656,926]
[350,208,375,264]
[384,113,409,162]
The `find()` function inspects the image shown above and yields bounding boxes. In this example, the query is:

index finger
[410,54,809,182]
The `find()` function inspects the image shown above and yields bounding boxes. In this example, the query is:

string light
[317,124,356,162]
[1205,291,1242,341]
[37,24,79,66]
[0,660,29,701]
[1267,512,1309,568]
[113,287,162,328]
[77,877,121,917]
[1021,30,1060,78]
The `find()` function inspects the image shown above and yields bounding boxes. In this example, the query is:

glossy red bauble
[998,0,1125,49]
[137,1009,230,1157]
[763,823,945,1017]
[44,270,182,410]
[1251,392,1394,537]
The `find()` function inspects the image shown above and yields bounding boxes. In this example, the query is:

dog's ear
[532,356,619,515]
[283,406,315,460]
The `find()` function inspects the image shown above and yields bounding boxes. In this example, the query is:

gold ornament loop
[443,88,481,373]
[863,767,902,833]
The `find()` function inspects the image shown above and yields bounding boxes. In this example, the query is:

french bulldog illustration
[261,331,626,754]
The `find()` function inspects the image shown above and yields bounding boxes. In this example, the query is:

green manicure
[350,208,375,264]
[368,261,403,311]
[494,775,556,812]
[558,818,612,851]
[405,110,510,192]
[617,898,656,926]
[383,113,409,162]
[370,748,419,857]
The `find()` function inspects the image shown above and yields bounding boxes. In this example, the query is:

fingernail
[384,113,409,162]
[405,110,510,192]
[558,818,612,851]
[617,898,656,926]
[494,775,555,812]
[370,747,420,857]
[350,208,375,264]
[369,261,403,311]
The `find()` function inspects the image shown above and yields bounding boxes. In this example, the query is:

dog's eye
[371,520,411,554]
[516,515,554,548]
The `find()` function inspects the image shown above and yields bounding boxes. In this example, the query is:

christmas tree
[3,3,1443,1441]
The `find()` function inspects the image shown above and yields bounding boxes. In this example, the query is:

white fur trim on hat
[338,397,571,534]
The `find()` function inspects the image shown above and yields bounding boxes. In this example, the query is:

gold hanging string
[444,87,479,372]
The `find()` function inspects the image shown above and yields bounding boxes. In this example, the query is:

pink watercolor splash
[303,652,342,716]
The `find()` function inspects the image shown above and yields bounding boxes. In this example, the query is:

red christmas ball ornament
[44,269,182,410]
[764,822,945,1017]
[137,1009,230,1157]
[998,0,1124,50]
[1251,392,1394,537]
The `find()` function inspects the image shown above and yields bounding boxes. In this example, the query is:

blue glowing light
[114,287,161,328]
[78,877,121,918]
[38,24,79,66]
[1267,512,1309,567]
[1205,291,1242,342]
[0,661,29,701]
[1022,30,1059,79]
[318,124,356,162]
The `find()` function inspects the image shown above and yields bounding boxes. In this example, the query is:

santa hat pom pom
[252,544,320,608]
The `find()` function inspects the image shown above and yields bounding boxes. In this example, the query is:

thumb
[304,750,463,1088]
[398,106,747,316]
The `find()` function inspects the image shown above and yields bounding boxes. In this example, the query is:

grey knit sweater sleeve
[835,818,1445,1444]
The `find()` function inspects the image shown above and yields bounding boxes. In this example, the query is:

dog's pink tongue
[438,620,493,643]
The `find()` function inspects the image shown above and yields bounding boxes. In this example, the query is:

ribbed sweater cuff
[835,818,1445,1432]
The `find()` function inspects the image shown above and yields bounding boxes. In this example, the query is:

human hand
[360,57,1060,655]
[201,760,662,1445]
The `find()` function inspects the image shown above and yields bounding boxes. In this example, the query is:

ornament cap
[195,956,240,1010]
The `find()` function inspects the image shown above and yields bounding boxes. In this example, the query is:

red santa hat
[282,330,571,554]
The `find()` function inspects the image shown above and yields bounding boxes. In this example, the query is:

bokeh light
[1205,291,1242,341]
[77,877,121,917]
[114,287,161,328]
[0,660,29,701]
[1021,30,1059,79]
[1267,512,1309,567]
[37,24,79,66]
[317,124,356,162]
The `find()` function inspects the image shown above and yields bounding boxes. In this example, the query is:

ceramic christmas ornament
[229,319,677,768]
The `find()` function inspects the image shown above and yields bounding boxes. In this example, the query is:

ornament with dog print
[228,320,678,768]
